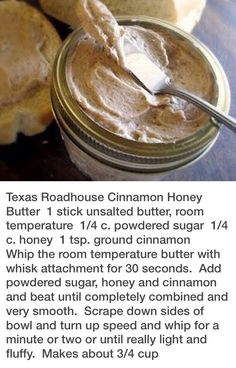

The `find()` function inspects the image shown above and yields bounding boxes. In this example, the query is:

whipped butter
[77,0,125,65]
[67,0,213,143]
[0,4,50,107]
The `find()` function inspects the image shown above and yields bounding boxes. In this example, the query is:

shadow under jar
[51,17,230,181]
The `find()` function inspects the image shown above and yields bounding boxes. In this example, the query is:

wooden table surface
[0,0,235,181]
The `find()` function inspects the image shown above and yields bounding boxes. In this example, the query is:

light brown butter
[67,26,213,143]
[67,0,213,143]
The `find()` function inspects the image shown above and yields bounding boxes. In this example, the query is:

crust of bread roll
[174,0,206,32]
[39,0,206,32]
[0,0,61,145]
[40,0,81,28]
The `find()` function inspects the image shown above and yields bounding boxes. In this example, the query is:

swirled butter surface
[67,0,213,143]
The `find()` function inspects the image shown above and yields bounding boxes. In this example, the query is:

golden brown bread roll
[0,0,61,144]
[39,0,206,32]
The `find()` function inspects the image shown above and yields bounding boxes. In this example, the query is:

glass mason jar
[51,17,230,181]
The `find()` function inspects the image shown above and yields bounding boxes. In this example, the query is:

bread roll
[0,0,61,144]
[39,0,206,32]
